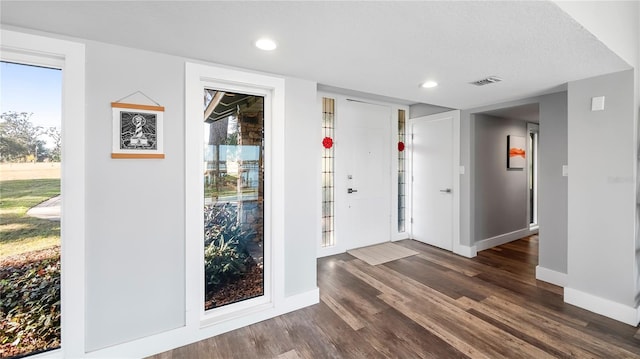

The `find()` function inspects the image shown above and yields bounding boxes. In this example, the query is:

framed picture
[111,102,165,159]
[507,135,526,169]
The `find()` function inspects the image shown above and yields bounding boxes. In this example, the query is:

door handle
[348,188,358,194]
[439,188,452,193]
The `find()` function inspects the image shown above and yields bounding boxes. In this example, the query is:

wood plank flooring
[149,236,640,358]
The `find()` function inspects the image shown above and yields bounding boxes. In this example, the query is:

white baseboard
[535,266,567,287]
[453,244,477,258]
[283,287,320,312]
[564,287,640,326]
[476,228,536,251]
[85,288,320,358]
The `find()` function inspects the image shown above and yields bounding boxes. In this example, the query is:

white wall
[284,78,319,296]
[473,114,528,243]
[566,69,637,324]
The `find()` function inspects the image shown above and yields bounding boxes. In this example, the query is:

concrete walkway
[26,195,61,221]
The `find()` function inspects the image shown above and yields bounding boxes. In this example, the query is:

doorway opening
[471,103,539,252]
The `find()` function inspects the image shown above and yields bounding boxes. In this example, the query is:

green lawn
[0,179,60,258]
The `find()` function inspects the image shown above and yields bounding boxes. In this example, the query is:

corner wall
[566,69,637,325]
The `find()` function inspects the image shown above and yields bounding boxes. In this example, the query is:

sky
[1,61,62,129]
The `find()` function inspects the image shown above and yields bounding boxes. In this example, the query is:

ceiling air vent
[470,76,502,86]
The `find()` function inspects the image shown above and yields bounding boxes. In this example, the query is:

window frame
[185,63,285,328]
[0,29,86,358]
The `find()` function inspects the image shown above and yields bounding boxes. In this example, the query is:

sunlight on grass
[0,222,31,232]
[0,178,60,258]
[0,236,59,258]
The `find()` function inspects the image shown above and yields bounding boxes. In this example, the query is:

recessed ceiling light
[420,81,438,88]
[255,38,277,51]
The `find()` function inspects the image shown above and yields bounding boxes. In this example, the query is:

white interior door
[336,100,391,250]
[411,111,458,251]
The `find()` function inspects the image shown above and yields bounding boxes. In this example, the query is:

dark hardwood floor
[149,236,640,358]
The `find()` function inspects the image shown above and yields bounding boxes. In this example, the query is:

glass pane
[321,98,335,247]
[1,62,62,357]
[397,109,406,232]
[203,90,264,310]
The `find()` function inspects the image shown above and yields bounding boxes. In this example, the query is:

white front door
[336,100,391,250]
[410,110,459,251]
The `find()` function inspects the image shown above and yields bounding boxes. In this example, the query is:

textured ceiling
[0,1,631,109]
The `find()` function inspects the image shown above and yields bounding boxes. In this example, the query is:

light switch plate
[562,165,568,177]
[459,166,465,175]
[591,96,605,111]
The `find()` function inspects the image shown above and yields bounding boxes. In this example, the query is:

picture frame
[111,102,165,159]
[507,135,526,169]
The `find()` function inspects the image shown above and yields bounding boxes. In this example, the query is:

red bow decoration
[322,137,333,149]
[398,141,405,152]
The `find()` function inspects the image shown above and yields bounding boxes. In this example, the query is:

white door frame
[527,122,539,230]
[1,29,87,358]
[408,110,465,257]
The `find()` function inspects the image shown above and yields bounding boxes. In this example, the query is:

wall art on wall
[111,102,165,159]
[507,135,526,169]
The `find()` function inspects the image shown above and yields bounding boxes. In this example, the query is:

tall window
[321,98,335,247]
[203,89,264,310]
[397,109,407,232]
[0,62,62,358]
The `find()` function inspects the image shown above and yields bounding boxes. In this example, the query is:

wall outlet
[459,166,465,175]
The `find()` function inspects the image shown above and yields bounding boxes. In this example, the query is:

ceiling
[0,1,631,109]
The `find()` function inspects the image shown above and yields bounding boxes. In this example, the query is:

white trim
[185,62,285,329]
[452,110,461,255]
[535,265,567,287]
[475,227,538,251]
[82,288,319,359]
[564,287,640,326]
[527,123,539,228]
[1,29,86,358]
[453,244,477,258]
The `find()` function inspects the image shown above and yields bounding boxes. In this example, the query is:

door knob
[348,188,358,194]
[439,188,452,193]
